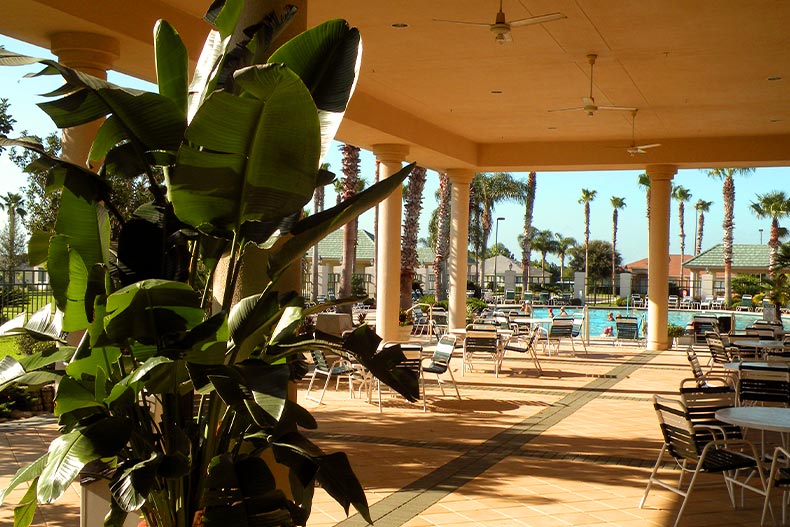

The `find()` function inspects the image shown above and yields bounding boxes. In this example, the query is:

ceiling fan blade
[635,143,661,149]
[548,107,584,113]
[432,18,490,27]
[598,105,639,112]
[509,12,567,27]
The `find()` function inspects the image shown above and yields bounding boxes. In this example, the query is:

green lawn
[0,337,22,360]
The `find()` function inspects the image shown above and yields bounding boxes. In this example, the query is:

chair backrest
[679,378,741,443]
[652,395,700,460]
[571,315,584,337]
[738,362,790,406]
[431,334,457,369]
[615,317,640,340]
[310,349,331,371]
[668,295,679,307]
[706,332,734,364]
[686,349,707,386]
[548,317,574,338]
[465,328,499,352]
[505,290,515,301]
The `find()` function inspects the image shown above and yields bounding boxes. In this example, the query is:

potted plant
[0,2,418,526]
[667,323,691,349]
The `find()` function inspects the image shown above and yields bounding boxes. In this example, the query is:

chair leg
[447,368,461,400]
[639,444,666,509]
[305,370,320,402]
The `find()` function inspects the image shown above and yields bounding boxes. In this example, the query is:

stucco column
[446,169,474,331]
[372,144,409,341]
[646,164,677,351]
[51,32,119,166]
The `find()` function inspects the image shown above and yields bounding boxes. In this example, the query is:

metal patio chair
[463,325,504,377]
[305,349,360,404]
[503,327,543,376]
[613,316,644,347]
[421,334,461,407]
[639,395,766,527]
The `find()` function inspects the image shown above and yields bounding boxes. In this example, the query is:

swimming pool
[526,307,777,337]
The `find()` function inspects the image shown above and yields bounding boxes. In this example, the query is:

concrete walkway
[0,339,773,526]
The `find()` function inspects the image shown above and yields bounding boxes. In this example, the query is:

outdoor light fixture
[493,216,505,309]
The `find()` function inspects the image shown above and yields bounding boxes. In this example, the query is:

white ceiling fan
[626,109,661,156]
[549,54,637,116]
[432,0,566,44]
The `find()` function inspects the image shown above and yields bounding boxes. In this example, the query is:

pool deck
[0,338,775,526]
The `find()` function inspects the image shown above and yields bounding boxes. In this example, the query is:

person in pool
[601,311,615,337]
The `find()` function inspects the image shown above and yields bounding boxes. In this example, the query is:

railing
[0,269,53,323]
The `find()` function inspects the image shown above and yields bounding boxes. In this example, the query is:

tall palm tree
[433,172,450,301]
[707,168,755,302]
[672,185,692,282]
[338,144,361,313]
[311,165,327,301]
[0,192,25,269]
[694,199,713,255]
[470,172,521,289]
[531,229,555,279]
[520,172,537,293]
[554,233,576,283]
[610,196,626,296]
[578,188,597,298]
[637,173,651,222]
[750,191,790,277]
[400,165,427,309]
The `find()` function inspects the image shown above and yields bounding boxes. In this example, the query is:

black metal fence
[0,269,52,323]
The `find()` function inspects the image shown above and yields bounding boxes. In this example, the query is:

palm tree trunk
[611,210,618,296]
[769,217,780,277]
[722,175,735,302]
[522,172,536,295]
[338,144,360,314]
[678,202,686,282]
[433,172,450,302]
[401,166,427,309]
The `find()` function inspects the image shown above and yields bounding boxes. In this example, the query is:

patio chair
[668,294,679,308]
[736,294,754,311]
[545,317,576,356]
[762,446,790,525]
[705,332,739,371]
[305,349,359,404]
[463,325,504,377]
[366,342,423,413]
[503,328,543,376]
[613,316,644,347]
[639,395,766,527]
[570,314,588,354]
[631,293,643,307]
[679,377,741,444]
[685,349,732,388]
[421,334,460,407]
[699,295,714,310]
[679,296,693,309]
[737,362,790,407]
[504,289,516,303]
[711,296,726,309]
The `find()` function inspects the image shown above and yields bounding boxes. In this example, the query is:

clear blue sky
[2,34,787,265]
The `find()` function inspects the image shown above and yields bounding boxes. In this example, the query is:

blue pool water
[526,307,774,337]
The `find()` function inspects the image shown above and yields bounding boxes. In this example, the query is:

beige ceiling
[3,0,789,172]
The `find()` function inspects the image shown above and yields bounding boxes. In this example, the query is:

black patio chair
[737,362,790,407]
[639,395,766,527]
[463,325,503,377]
[503,328,543,376]
[705,332,740,371]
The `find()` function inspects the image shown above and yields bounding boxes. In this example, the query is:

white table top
[716,406,790,433]
[722,361,789,371]
[732,339,785,349]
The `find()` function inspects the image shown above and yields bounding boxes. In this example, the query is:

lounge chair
[421,334,460,406]
[463,325,504,377]
[667,295,679,308]
[545,317,578,356]
[613,316,644,347]
[736,294,754,311]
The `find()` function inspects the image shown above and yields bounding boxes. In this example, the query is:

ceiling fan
[432,0,566,44]
[549,54,637,116]
[626,109,661,156]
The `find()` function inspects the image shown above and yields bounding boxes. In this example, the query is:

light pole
[759,228,764,244]
[493,217,505,310]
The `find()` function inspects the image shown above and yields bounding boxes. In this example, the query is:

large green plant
[0,2,416,526]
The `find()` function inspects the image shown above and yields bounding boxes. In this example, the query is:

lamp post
[493,216,505,310]
[759,228,764,244]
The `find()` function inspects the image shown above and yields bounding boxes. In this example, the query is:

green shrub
[615,296,628,306]
[16,335,58,357]
[0,385,37,418]
[667,323,686,338]
[466,297,487,317]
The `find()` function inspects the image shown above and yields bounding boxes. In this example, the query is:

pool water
[527,307,775,337]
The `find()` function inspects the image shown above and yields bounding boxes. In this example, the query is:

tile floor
[0,337,780,526]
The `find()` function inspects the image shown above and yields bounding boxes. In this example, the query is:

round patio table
[715,407,790,434]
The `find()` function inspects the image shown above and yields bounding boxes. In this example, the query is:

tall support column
[373,144,409,341]
[446,169,474,331]
[646,164,677,351]
[51,32,119,166]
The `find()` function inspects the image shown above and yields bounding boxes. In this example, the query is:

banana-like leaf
[53,376,104,416]
[65,346,121,382]
[109,454,160,512]
[169,63,319,236]
[268,19,361,164]
[21,303,66,343]
[268,163,413,280]
[154,20,188,118]
[19,345,73,372]
[27,231,51,268]
[201,454,250,527]
[103,280,203,344]
[0,454,47,505]
[0,356,26,389]
[14,480,38,527]
[38,416,131,504]
[47,236,90,331]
